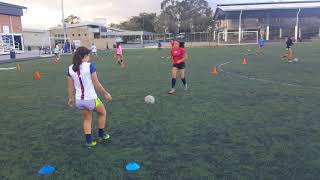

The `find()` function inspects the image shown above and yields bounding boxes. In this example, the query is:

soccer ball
[293,58,299,62]
[144,95,155,104]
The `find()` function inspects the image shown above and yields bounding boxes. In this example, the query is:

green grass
[1,43,320,180]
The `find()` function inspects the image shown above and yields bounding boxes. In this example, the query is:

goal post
[218,31,259,45]
[40,37,74,57]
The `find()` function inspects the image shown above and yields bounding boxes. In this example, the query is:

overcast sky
[5,0,317,29]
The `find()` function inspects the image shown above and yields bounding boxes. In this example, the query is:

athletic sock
[181,78,186,86]
[98,129,104,137]
[85,134,93,144]
[171,78,176,89]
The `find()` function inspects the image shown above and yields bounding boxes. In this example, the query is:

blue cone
[38,164,55,175]
[126,162,140,171]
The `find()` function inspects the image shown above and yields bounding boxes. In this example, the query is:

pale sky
[5,0,317,29]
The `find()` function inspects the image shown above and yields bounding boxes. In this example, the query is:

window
[84,33,87,36]
[78,34,81,37]
[72,34,75,36]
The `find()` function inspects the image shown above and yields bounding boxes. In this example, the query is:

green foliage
[64,14,81,24]
[111,0,214,33]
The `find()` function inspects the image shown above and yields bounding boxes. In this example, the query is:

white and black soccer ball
[144,95,155,104]
[293,58,299,62]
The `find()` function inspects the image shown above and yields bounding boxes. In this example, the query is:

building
[0,2,26,53]
[213,1,320,44]
[48,22,118,50]
[49,22,156,50]
[23,28,50,50]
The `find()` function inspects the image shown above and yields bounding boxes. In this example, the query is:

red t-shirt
[171,48,186,65]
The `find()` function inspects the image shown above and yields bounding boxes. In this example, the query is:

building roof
[49,22,131,32]
[104,31,153,36]
[0,2,26,9]
[217,1,320,11]
[0,1,27,16]
[23,28,48,33]
[214,1,320,19]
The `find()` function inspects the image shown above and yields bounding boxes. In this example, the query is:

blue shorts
[259,44,264,48]
[76,98,101,111]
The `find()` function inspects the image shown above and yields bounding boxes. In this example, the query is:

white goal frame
[218,31,259,46]
[40,37,73,57]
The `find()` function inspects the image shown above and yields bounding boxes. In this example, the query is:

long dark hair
[72,46,91,72]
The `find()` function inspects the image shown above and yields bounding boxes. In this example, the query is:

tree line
[64,0,214,33]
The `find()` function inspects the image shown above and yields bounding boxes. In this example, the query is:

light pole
[61,0,67,48]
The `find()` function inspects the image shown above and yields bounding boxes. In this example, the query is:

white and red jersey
[67,62,98,100]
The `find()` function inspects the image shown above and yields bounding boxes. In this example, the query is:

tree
[64,15,81,24]
[110,13,157,32]
[111,0,213,33]
[158,0,213,33]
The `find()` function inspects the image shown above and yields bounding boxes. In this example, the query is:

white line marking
[0,67,16,70]
[218,61,320,90]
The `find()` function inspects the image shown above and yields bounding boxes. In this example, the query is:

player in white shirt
[91,43,99,60]
[67,46,112,148]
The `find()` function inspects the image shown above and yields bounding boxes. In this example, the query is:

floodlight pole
[295,8,301,41]
[239,10,243,44]
[61,0,67,48]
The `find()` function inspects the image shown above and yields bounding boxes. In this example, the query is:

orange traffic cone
[242,57,247,65]
[16,64,21,72]
[34,71,41,80]
[211,66,217,76]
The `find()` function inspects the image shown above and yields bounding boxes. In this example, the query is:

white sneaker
[168,88,176,94]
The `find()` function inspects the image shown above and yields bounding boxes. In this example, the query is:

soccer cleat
[98,134,111,142]
[168,88,176,94]
[85,140,97,148]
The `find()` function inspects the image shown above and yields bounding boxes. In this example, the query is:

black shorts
[173,62,186,70]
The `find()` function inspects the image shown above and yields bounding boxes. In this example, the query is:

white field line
[218,61,320,90]
[0,67,16,70]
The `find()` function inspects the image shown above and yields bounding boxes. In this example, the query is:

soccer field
[1,43,320,179]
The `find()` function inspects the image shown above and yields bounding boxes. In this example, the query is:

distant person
[91,43,98,60]
[282,36,296,62]
[158,41,162,50]
[168,40,189,94]
[257,37,265,55]
[114,43,125,68]
[71,43,76,53]
[67,47,112,148]
[106,43,110,53]
[53,44,60,60]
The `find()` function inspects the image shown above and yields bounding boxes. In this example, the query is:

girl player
[114,43,125,68]
[67,47,112,148]
[54,44,60,61]
[91,43,99,60]
[282,36,296,62]
[168,40,189,94]
[256,37,265,55]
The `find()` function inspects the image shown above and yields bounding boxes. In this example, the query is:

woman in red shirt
[168,40,188,94]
